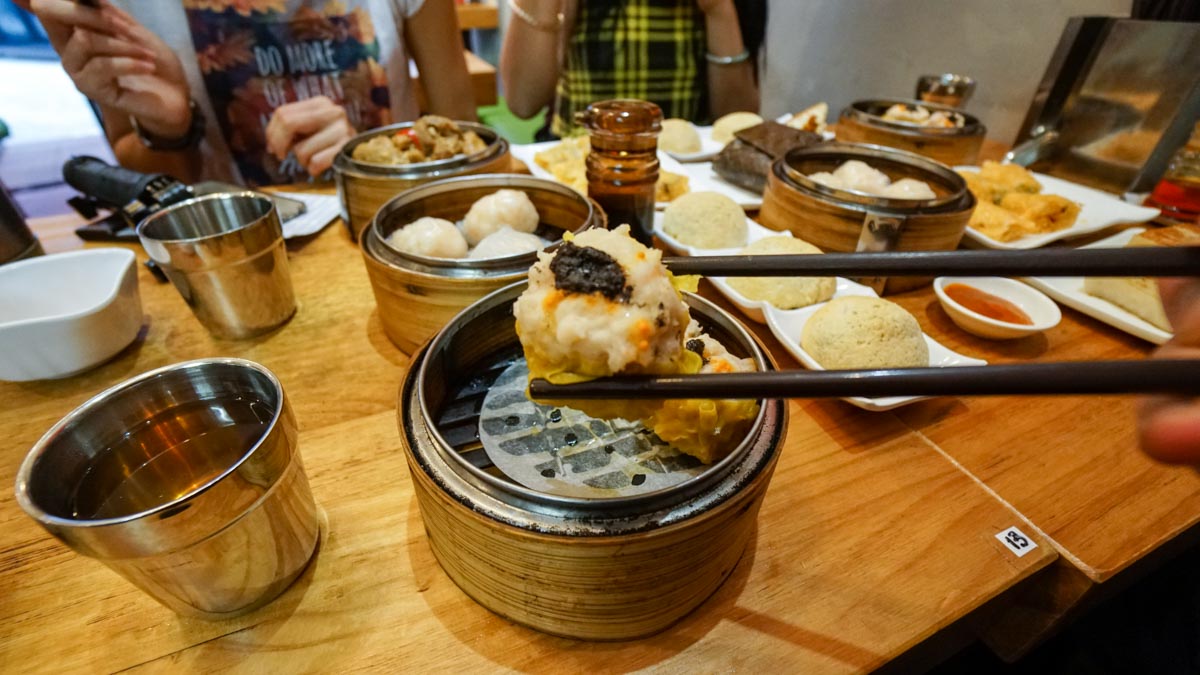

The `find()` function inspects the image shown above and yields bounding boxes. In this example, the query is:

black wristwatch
[131,99,206,151]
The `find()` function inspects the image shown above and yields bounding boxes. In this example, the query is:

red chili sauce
[944,283,1033,325]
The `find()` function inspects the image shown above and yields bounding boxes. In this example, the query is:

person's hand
[22,0,192,139]
[1138,277,1200,464]
[264,96,355,178]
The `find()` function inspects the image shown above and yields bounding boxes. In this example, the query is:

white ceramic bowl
[0,249,143,381]
[934,276,1061,340]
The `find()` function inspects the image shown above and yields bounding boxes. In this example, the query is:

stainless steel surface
[855,213,906,293]
[137,193,296,339]
[916,73,977,108]
[0,181,41,266]
[14,358,320,618]
[403,281,784,531]
[367,173,597,276]
[1014,17,1200,194]
[191,182,307,223]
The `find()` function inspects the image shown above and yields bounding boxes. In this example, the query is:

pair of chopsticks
[528,361,1200,400]
[661,246,1200,278]
[528,247,1200,401]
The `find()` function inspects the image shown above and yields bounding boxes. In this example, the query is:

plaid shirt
[551,0,707,138]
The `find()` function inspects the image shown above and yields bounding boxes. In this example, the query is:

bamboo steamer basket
[334,121,511,241]
[760,142,976,294]
[361,174,604,353]
[837,98,985,167]
[398,282,786,640]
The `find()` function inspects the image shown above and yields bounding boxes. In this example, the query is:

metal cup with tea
[14,358,320,619]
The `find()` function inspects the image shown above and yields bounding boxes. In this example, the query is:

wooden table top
[0,202,1070,673]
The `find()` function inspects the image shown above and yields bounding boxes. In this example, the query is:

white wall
[761,0,1131,143]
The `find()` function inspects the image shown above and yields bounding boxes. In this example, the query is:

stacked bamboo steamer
[399,284,786,640]
[334,121,512,241]
[760,142,976,294]
[837,98,985,167]
[361,174,605,353]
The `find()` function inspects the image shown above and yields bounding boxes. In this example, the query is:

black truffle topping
[686,338,709,365]
[550,242,629,301]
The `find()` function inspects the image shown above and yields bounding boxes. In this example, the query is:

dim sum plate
[510,140,762,209]
[654,212,806,324]
[763,280,987,412]
[664,125,724,163]
[669,160,765,209]
[956,166,1160,250]
[1021,227,1172,345]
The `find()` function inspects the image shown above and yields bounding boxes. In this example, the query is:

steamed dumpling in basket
[513,225,760,463]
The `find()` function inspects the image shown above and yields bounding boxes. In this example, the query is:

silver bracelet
[508,0,563,33]
[705,49,750,65]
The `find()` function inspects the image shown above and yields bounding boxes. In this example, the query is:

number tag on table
[995,526,1038,557]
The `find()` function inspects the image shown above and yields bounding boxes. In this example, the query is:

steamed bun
[462,189,540,246]
[387,217,468,258]
[727,236,835,309]
[661,191,747,249]
[801,296,929,369]
[660,118,702,153]
[712,112,764,144]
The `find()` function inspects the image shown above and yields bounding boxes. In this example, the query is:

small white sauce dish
[0,249,143,381]
[934,276,1061,340]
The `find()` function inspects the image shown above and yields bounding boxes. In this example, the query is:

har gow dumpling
[469,227,544,259]
[881,178,937,200]
[462,189,540,246]
[832,160,890,193]
[387,217,468,258]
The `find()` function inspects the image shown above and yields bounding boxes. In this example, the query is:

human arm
[697,0,759,118]
[406,0,478,121]
[20,0,202,181]
[1138,277,1200,464]
[499,0,575,119]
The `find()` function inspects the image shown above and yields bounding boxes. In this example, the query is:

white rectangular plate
[664,125,723,163]
[1021,227,1172,345]
[510,141,696,210]
[511,139,764,210]
[654,212,801,324]
[957,166,1160,250]
[763,279,987,412]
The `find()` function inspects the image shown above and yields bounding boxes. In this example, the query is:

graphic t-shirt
[115,0,424,185]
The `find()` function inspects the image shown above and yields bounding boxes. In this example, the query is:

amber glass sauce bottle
[579,99,662,245]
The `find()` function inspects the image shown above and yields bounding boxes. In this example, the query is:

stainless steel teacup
[138,193,296,339]
[14,358,321,619]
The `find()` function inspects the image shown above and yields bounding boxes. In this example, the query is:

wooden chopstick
[661,246,1200,277]
[528,360,1200,400]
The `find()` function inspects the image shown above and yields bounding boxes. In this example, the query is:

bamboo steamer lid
[361,174,605,354]
[335,121,511,241]
[399,283,786,640]
[760,142,976,295]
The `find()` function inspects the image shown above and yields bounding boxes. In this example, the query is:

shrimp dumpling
[468,227,544,259]
[832,160,891,193]
[881,178,937,200]
[462,189,540,246]
[387,217,468,258]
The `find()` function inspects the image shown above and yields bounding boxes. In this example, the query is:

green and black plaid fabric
[550,0,706,138]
